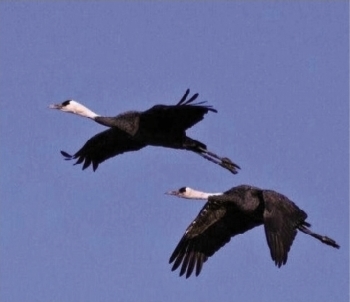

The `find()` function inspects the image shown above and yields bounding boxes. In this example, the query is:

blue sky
[0,2,348,302]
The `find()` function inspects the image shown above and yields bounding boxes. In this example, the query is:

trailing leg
[184,137,240,174]
[298,224,340,249]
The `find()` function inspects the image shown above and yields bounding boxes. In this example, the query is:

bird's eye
[62,100,71,106]
[179,187,187,193]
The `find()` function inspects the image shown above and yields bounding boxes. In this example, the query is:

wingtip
[60,150,73,159]
[92,161,98,172]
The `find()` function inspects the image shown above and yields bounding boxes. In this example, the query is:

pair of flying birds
[50,89,339,278]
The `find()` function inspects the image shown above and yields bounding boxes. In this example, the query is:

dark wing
[169,200,260,278]
[262,190,308,267]
[176,89,216,112]
[140,89,217,134]
[60,128,146,171]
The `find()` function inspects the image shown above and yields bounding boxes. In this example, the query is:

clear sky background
[0,2,348,302]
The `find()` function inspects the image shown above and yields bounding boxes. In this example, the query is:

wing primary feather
[186,250,196,278]
[171,256,183,272]
[195,254,204,276]
[177,89,190,105]
[171,247,186,271]
[75,157,84,165]
[175,90,217,113]
[60,150,73,159]
[191,100,206,105]
[180,247,192,277]
[82,159,91,170]
[276,236,283,267]
[169,238,185,264]
[183,93,199,105]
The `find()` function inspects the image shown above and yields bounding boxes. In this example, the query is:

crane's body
[166,185,340,278]
[50,89,240,173]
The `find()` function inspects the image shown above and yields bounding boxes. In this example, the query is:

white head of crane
[166,187,222,200]
[49,100,99,119]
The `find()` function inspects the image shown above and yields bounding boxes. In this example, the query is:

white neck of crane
[181,188,223,200]
[66,101,100,119]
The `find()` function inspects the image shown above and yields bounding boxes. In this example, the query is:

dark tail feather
[185,138,241,175]
[298,224,340,249]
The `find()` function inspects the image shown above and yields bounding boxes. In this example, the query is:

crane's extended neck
[166,187,223,200]
[49,100,100,120]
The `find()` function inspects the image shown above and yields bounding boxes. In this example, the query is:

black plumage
[52,89,240,174]
[168,185,340,278]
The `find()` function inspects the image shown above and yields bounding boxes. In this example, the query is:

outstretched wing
[140,89,217,134]
[262,190,308,267]
[61,128,146,171]
[169,200,260,278]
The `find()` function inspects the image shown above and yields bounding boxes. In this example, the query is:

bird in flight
[166,185,340,278]
[50,89,240,174]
